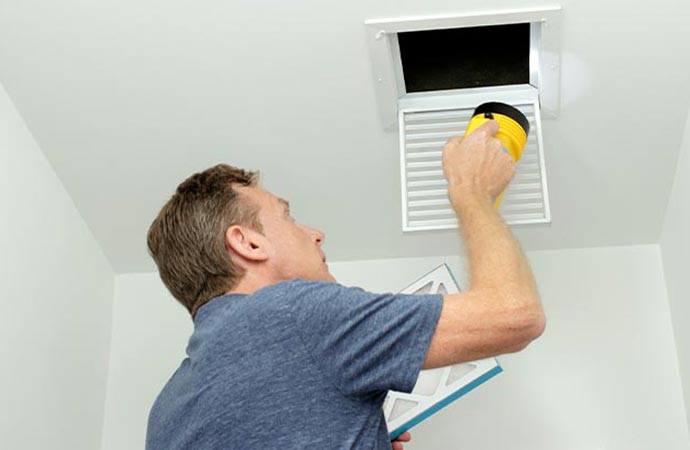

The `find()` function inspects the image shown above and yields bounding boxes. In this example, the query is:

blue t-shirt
[146,279,443,450]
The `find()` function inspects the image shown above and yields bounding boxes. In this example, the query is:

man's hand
[391,431,411,450]
[442,119,515,202]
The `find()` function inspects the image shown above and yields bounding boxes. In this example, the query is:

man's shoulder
[250,279,374,318]
[256,279,352,301]
[211,279,350,317]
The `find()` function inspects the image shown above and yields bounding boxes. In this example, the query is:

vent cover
[399,94,551,231]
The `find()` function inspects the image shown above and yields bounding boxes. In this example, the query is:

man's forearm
[451,187,543,325]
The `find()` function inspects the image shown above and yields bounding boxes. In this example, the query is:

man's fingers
[391,431,412,449]
[446,135,464,145]
[395,432,412,442]
[474,118,500,137]
[446,119,498,148]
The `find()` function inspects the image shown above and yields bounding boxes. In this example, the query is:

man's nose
[313,228,325,246]
[303,225,325,246]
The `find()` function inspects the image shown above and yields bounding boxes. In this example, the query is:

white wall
[102,245,689,450]
[0,82,115,449]
[661,105,690,434]
[101,274,192,450]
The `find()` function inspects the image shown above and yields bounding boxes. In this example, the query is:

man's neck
[225,271,279,296]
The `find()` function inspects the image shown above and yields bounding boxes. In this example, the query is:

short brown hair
[147,164,261,316]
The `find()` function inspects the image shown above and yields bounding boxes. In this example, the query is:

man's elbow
[527,308,546,340]
[509,307,546,352]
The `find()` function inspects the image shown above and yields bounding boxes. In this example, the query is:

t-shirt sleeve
[287,279,444,398]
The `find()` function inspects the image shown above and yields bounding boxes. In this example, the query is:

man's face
[237,185,336,283]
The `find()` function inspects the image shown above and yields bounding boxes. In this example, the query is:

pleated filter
[384,263,502,439]
[399,99,551,231]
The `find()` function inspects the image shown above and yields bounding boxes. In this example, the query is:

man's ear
[225,225,269,262]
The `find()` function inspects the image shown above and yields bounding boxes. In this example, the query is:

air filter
[384,263,502,439]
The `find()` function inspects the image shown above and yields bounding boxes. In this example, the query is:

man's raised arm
[423,120,546,369]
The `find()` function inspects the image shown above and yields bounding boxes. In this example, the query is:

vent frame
[364,6,562,130]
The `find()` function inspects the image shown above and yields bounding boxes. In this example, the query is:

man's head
[147,164,334,316]
[227,184,334,287]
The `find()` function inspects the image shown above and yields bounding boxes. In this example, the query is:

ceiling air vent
[365,6,561,230]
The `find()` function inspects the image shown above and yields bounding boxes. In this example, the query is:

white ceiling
[1,0,689,273]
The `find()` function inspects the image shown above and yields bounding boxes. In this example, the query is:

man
[145,120,545,449]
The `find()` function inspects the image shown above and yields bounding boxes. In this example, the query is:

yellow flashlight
[464,102,530,209]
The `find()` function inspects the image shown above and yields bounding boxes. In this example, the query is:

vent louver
[400,99,551,231]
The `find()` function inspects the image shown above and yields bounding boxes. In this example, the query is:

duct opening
[398,23,531,93]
